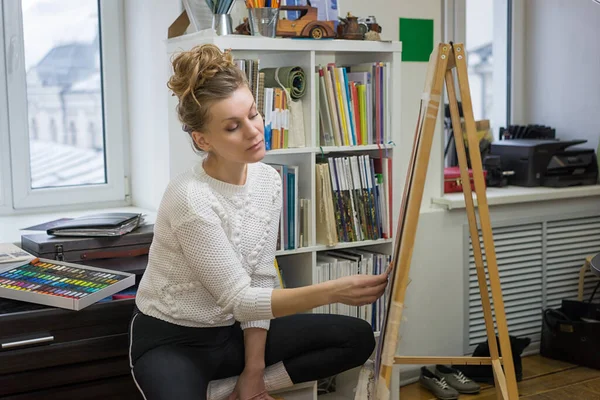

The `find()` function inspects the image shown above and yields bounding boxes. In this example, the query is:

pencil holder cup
[248,7,279,37]
[212,13,233,36]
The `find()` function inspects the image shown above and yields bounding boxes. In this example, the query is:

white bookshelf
[165,35,402,398]
[166,33,401,289]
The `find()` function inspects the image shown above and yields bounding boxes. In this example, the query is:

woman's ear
[191,131,210,152]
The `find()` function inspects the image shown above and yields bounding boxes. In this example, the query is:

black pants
[129,310,376,400]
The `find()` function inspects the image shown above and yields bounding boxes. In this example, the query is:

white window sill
[0,206,156,245]
[431,184,600,210]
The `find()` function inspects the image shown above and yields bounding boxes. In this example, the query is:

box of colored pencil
[0,258,135,311]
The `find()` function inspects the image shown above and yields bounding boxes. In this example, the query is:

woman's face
[192,85,265,164]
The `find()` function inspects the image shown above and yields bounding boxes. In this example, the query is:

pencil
[226,0,236,13]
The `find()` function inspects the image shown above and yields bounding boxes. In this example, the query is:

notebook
[46,213,143,237]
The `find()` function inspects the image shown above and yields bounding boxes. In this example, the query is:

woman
[129,44,389,400]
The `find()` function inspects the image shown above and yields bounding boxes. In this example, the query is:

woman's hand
[330,270,390,306]
[230,328,271,400]
[227,368,275,400]
[226,369,275,400]
[271,265,392,318]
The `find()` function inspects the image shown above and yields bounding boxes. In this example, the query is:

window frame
[1,0,129,214]
[509,0,525,125]
[0,1,11,214]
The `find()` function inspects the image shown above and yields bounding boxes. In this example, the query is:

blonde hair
[167,44,248,151]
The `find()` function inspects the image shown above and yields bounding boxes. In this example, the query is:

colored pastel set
[0,258,135,310]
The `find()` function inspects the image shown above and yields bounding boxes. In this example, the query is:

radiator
[465,213,600,353]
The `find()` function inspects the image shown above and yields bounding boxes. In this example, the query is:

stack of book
[262,85,291,150]
[315,249,391,332]
[268,163,311,251]
[315,155,392,246]
[233,58,261,108]
[315,62,391,147]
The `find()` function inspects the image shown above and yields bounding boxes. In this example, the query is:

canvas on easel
[369,42,519,400]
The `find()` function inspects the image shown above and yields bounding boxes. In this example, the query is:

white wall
[390,2,445,211]
[125,0,182,210]
[522,0,600,151]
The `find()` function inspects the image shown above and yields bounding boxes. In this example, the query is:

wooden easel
[374,42,519,400]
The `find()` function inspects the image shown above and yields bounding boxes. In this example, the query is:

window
[443,0,513,165]
[466,0,495,123]
[1,0,128,212]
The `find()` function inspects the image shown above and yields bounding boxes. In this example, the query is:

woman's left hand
[227,368,276,400]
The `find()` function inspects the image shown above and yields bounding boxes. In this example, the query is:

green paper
[399,18,434,62]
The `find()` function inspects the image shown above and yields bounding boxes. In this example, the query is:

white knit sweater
[135,160,282,331]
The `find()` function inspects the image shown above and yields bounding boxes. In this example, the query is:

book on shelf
[315,249,391,332]
[274,258,290,293]
[315,61,391,147]
[315,154,392,246]
[233,58,260,102]
[268,163,310,251]
[264,86,291,151]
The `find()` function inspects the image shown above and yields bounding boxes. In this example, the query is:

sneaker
[419,367,459,400]
[435,364,481,394]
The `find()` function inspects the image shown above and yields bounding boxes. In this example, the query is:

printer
[490,139,599,187]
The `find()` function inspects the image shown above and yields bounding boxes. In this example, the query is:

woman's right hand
[271,265,392,318]
[330,270,390,306]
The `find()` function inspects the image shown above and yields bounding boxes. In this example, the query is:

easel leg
[444,69,504,399]
[376,43,450,400]
[452,43,519,399]
[378,42,519,400]
[578,257,592,301]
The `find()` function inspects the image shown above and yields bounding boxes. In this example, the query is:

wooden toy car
[276,5,336,39]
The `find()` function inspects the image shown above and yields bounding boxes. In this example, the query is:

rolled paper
[261,66,306,100]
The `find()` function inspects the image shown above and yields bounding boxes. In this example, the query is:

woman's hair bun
[166,44,247,149]
[167,44,235,107]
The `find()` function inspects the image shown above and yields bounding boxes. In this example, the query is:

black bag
[540,298,600,370]
[452,335,531,384]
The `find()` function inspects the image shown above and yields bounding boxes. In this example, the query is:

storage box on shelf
[166,35,402,341]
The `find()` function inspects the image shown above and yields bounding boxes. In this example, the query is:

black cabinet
[0,298,142,399]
